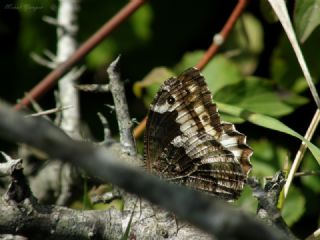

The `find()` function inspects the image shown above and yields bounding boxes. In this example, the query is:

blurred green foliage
[1,0,320,238]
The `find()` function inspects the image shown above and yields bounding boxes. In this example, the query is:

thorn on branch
[42,16,61,27]
[31,52,57,69]
[97,112,114,146]
[43,49,57,62]
[104,104,115,114]
[26,105,73,118]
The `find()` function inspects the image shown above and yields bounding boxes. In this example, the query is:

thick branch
[0,201,116,239]
[0,191,212,239]
[56,0,81,138]
[107,57,136,156]
[0,101,288,240]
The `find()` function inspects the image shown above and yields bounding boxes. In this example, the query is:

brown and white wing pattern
[144,68,252,200]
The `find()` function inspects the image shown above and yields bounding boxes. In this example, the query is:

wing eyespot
[167,96,175,105]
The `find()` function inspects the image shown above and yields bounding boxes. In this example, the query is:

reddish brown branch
[196,0,248,70]
[14,0,145,110]
[133,116,147,139]
[133,0,247,138]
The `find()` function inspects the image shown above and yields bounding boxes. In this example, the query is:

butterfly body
[144,68,252,200]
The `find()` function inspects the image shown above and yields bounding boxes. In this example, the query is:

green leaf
[225,14,264,75]
[175,51,243,94]
[250,139,289,178]
[294,0,320,42]
[130,4,153,41]
[83,179,93,210]
[220,113,245,124]
[216,102,320,164]
[174,50,203,72]
[86,40,117,69]
[214,77,296,117]
[282,186,305,226]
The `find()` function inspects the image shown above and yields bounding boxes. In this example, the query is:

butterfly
[144,68,252,200]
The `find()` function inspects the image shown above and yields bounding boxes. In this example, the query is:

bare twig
[97,112,114,145]
[293,170,320,177]
[133,116,147,139]
[26,105,72,118]
[75,83,110,92]
[14,0,145,110]
[43,49,57,62]
[283,109,320,198]
[107,56,136,156]
[30,52,57,69]
[42,15,61,27]
[0,100,289,239]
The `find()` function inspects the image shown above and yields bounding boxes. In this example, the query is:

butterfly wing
[144,68,252,200]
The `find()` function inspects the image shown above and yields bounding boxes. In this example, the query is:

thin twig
[30,52,57,69]
[42,15,61,27]
[293,170,320,177]
[133,116,147,139]
[26,105,73,118]
[97,112,114,145]
[43,49,57,62]
[75,84,110,92]
[14,0,145,110]
[196,0,248,70]
[107,56,136,156]
[283,109,320,198]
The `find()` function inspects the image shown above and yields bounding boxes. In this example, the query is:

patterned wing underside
[144,68,252,200]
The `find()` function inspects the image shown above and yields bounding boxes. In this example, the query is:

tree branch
[107,56,136,156]
[0,100,289,239]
